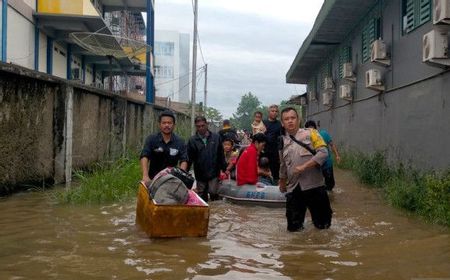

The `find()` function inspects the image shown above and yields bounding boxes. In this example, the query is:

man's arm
[179,140,189,172]
[140,157,151,184]
[330,142,341,164]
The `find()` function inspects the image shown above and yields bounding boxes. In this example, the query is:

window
[318,61,332,89]
[154,42,175,56]
[155,65,174,79]
[361,18,381,63]
[338,46,352,78]
[403,0,431,33]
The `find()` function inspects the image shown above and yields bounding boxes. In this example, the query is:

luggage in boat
[135,183,209,238]
[218,180,286,208]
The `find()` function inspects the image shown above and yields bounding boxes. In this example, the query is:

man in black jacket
[188,116,226,201]
[263,104,282,184]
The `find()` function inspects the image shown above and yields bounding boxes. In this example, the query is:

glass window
[154,42,174,56]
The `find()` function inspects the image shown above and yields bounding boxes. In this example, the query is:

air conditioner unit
[433,0,450,25]
[322,92,332,106]
[365,69,384,91]
[423,29,450,66]
[343,62,356,81]
[300,96,307,106]
[371,39,391,66]
[339,84,352,100]
[308,91,317,102]
[323,77,335,91]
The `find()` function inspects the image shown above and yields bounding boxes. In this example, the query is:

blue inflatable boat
[218,180,286,208]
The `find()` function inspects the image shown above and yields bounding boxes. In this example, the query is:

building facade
[287,0,450,170]
[154,30,190,103]
[0,0,155,101]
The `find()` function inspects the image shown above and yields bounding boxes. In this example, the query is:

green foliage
[339,151,450,226]
[56,155,141,205]
[175,115,192,142]
[231,92,264,131]
[204,107,223,124]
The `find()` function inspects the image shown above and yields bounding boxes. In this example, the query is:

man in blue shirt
[304,120,341,191]
[140,110,188,184]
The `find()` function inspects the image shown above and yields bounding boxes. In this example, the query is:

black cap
[159,110,176,123]
[304,120,317,129]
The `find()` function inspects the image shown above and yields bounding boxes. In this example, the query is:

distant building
[0,0,155,101]
[286,0,450,170]
[154,30,190,103]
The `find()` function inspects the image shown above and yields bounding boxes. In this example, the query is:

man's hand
[295,164,306,174]
[335,155,341,164]
[279,178,287,193]
[142,175,151,186]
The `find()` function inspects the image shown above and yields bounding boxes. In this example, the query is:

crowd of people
[139,105,340,231]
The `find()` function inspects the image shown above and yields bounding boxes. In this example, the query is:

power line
[154,65,204,86]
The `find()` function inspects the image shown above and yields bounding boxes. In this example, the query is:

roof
[286,0,379,84]
[97,0,148,12]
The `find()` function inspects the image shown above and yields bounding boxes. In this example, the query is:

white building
[154,30,190,103]
[1,0,154,98]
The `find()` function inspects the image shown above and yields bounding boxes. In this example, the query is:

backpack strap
[288,134,317,155]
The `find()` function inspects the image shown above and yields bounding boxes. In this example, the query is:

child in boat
[251,111,266,135]
[236,133,267,186]
[258,157,274,185]
[220,138,239,180]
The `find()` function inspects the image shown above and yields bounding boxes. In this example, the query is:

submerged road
[0,169,449,279]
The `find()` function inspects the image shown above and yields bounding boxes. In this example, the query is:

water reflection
[0,169,449,280]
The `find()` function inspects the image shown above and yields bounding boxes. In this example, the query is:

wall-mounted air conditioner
[322,92,332,107]
[365,69,384,91]
[339,84,352,101]
[371,39,391,66]
[423,29,450,66]
[433,0,450,25]
[323,77,335,91]
[300,96,307,106]
[343,62,356,82]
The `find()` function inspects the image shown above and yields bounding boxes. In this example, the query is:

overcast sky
[154,0,324,118]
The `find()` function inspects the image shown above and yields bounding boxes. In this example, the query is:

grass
[56,154,141,205]
[337,151,450,226]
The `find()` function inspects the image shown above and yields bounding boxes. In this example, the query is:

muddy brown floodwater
[0,169,449,280]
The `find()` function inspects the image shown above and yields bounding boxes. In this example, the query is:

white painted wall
[38,31,47,73]
[53,42,67,78]
[7,7,34,69]
[23,0,36,10]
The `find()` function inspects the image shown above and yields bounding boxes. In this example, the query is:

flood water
[1,169,449,280]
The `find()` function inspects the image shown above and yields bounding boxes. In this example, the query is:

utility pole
[190,0,198,135]
[203,63,208,112]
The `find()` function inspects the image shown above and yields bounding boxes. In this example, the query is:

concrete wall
[0,62,190,195]
[305,0,450,170]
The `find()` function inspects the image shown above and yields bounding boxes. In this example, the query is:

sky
[153,0,324,118]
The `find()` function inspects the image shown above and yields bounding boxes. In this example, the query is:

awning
[97,0,148,12]
[286,0,379,84]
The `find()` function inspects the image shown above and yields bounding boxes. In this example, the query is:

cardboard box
[135,183,209,238]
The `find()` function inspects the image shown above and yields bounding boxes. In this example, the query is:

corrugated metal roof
[286,0,379,84]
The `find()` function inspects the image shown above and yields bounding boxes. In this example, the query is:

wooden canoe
[135,182,209,238]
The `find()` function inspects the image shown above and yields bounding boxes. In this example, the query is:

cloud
[154,1,320,117]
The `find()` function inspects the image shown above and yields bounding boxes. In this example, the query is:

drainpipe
[145,0,154,103]
[1,0,7,62]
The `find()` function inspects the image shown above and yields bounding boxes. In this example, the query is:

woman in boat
[235,133,267,186]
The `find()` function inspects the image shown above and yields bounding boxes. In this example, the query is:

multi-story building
[154,30,190,103]
[0,0,155,102]
[287,0,450,170]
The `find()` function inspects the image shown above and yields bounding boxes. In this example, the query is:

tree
[204,106,223,126]
[232,92,264,131]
